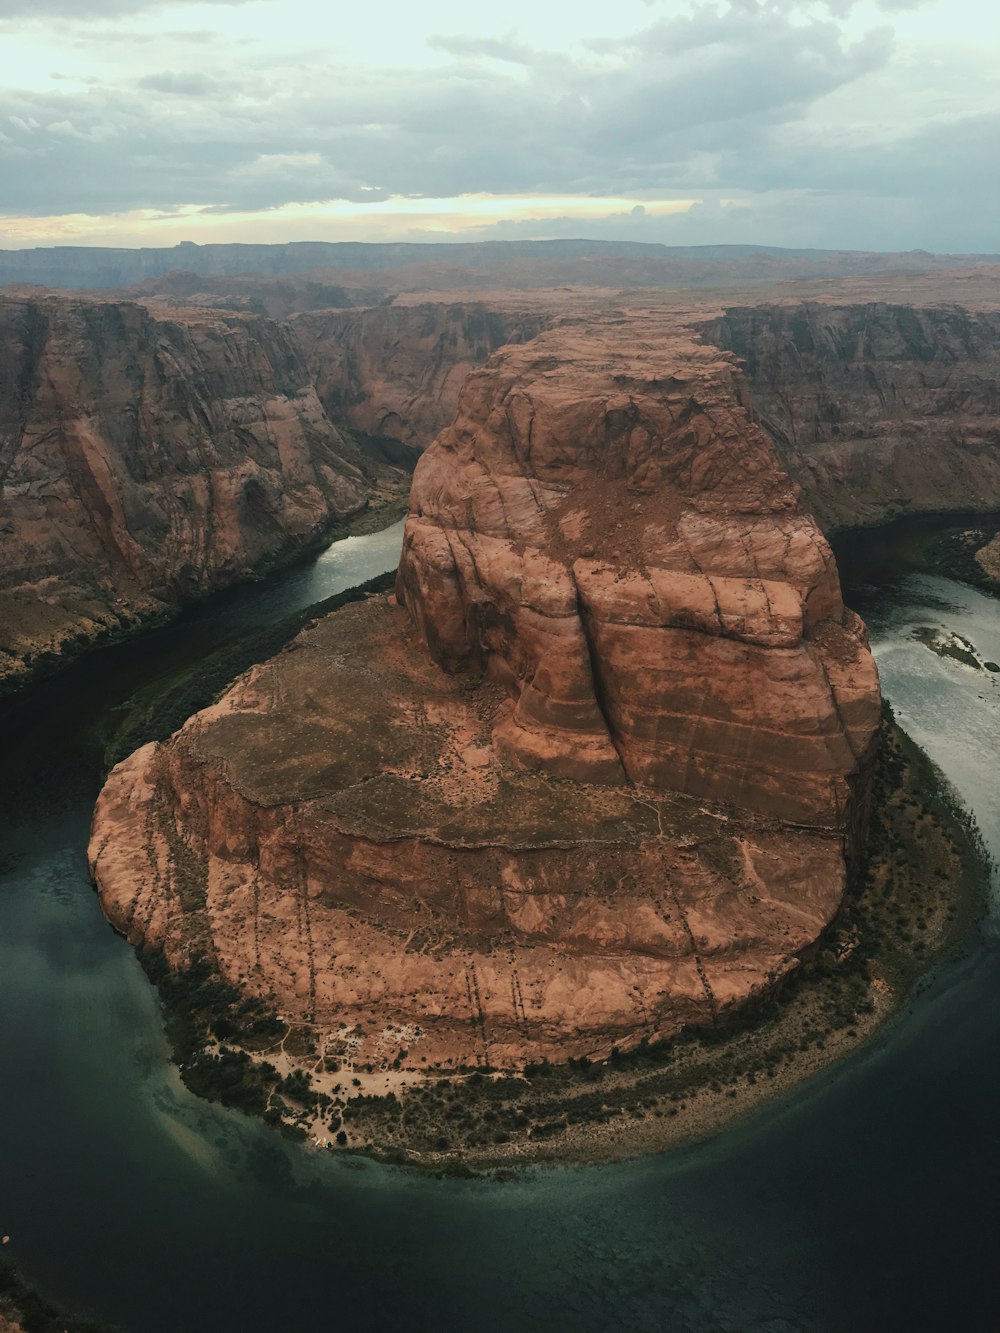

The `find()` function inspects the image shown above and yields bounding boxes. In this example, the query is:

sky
[0,0,996,253]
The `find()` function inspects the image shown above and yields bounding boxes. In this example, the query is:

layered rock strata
[91,312,880,1073]
[704,302,1000,529]
[396,318,879,828]
[293,302,548,456]
[0,295,368,686]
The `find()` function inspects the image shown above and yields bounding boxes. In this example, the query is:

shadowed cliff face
[292,302,549,456]
[703,302,1000,530]
[0,295,368,687]
[91,310,881,1075]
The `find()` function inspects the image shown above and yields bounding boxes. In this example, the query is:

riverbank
[0,469,409,704]
[136,706,987,1173]
[327,712,987,1170]
[925,521,1000,595]
[0,1255,117,1333]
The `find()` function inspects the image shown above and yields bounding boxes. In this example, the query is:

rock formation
[90,310,881,1074]
[292,302,548,456]
[0,294,369,687]
[396,318,879,828]
[704,302,1000,529]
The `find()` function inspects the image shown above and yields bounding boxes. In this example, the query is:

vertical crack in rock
[91,308,883,1076]
[572,570,631,783]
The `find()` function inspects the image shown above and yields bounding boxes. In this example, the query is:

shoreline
[0,476,409,705]
[0,1253,118,1333]
[140,709,989,1175]
[829,508,1000,600]
[333,714,989,1173]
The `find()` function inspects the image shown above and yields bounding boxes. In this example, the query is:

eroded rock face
[293,303,548,455]
[90,598,854,1070]
[90,310,880,1076]
[704,302,1000,529]
[0,295,368,686]
[396,316,879,828]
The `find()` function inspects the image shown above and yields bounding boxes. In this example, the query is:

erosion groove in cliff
[0,292,371,687]
[90,306,881,1118]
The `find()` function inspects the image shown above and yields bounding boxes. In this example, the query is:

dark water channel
[1,515,998,1332]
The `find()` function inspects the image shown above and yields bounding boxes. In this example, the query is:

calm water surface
[1,516,998,1332]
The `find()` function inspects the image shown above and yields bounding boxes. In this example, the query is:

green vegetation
[140,948,329,1136]
[311,709,988,1166]
[103,569,395,769]
[0,1255,119,1333]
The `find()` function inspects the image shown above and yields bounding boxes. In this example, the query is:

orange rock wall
[704,302,1000,529]
[0,294,368,684]
[397,315,880,828]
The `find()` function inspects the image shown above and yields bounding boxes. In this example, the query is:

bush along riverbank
[134,706,989,1170]
[0,1254,119,1333]
[923,522,1000,594]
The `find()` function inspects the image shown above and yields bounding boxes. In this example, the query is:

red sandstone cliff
[291,303,548,455]
[704,302,1000,529]
[0,295,369,686]
[396,317,878,827]
[90,310,880,1079]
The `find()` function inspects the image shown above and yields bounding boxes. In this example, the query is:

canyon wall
[91,310,880,1075]
[0,294,368,687]
[396,316,880,828]
[292,302,549,456]
[704,302,1000,529]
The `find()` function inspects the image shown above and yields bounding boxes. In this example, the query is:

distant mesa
[2,236,999,291]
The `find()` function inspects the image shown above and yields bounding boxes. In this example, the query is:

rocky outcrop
[292,303,548,456]
[90,311,880,1076]
[396,317,879,827]
[704,302,1000,529]
[976,531,1000,583]
[90,596,857,1071]
[0,295,368,687]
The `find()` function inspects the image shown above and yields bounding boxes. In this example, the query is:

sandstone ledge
[90,595,851,1072]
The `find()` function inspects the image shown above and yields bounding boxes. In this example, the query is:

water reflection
[1,516,998,1332]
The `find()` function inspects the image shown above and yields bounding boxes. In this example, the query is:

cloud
[0,0,993,250]
[138,71,222,96]
[427,33,539,65]
[0,0,258,15]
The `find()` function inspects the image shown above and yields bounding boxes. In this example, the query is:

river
[0,515,997,1332]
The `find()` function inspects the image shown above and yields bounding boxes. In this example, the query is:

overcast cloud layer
[0,0,996,251]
